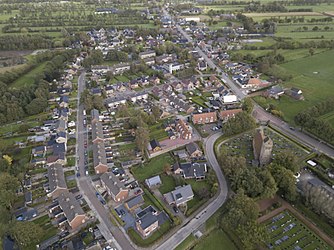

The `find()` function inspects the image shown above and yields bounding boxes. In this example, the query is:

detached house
[149,139,161,152]
[164,185,194,207]
[173,162,207,180]
[185,142,202,158]
[100,172,129,202]
[136,206,159,237]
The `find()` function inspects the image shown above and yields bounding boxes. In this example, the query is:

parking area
[265,210,330,250]
[115,205,136,230]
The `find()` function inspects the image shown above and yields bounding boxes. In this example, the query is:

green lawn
[191,96,208,108]
[193,229,237,250]
[254,50,334,124]
[10,62,47,89]
[158,174,176,194]
[66,179,77,189]
[175,234,196,250]
[131,153,175,182]
[149,120,168,141]
[276,27,334,40]
[31,215,59,245]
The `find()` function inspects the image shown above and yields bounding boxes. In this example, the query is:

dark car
[173,206,179,213]
[75,194,82,200]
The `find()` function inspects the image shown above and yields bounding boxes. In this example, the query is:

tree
[273,151,299,173]
[241,97,254,114]
[236,221,268,250]
[135,126,149,156]
[269,164,297,202]
[163,163,171,175]
[222,190,259,229]
[222,190,268,249]
[0,173,19,209]
[10,221,43,247]
[258,169,278,198]
[151,105,161,120]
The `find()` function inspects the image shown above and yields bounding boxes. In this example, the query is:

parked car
[173,206,179,213]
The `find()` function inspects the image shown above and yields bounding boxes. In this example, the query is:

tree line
[218,148,298,249]
[295,98,334,144]
[0,50,77,124]
[223,112,257,136]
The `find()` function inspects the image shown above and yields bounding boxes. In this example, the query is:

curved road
[157,132,229,250]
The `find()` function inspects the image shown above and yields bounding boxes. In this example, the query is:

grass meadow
[254,49,334,124]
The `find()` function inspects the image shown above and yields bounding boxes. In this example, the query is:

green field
[265,211,330,249]
[254,50,334,124]
[320,111,334,127]
[10,62,47,89]
[131,153,175,182]
[193,229,237,250]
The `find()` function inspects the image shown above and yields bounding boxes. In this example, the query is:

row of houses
[105,92,149,109]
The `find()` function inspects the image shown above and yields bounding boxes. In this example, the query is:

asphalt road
[156,132,229,250]
[75,72,135,250]
[253,104,334,158]
[175,23,334,158]
[175,25,245,100]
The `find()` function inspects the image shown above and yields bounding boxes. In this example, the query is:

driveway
[115,205,136,230]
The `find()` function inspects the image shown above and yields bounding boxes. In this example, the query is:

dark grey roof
[307,177,334,196]
[91,120,104,142]
[91,109,100,122]
[180,162,207,179]
[100,172,126,196]
[48,164,67,194]
[137,212,158,230]
[33,145,46,152]
[57,131,67,139]
[150,139,160,149]
[25,192,32,202]
[126,195,144,209]
[92,142,107,168]
[55,120,66,131]
[58,191,84,222]
[53,143,66,155]
[186,142,201,155]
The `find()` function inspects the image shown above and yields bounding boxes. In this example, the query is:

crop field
[0,1,154,39]
[231,48,329,62]
[276,27,334,40]
[265,211,331,249]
